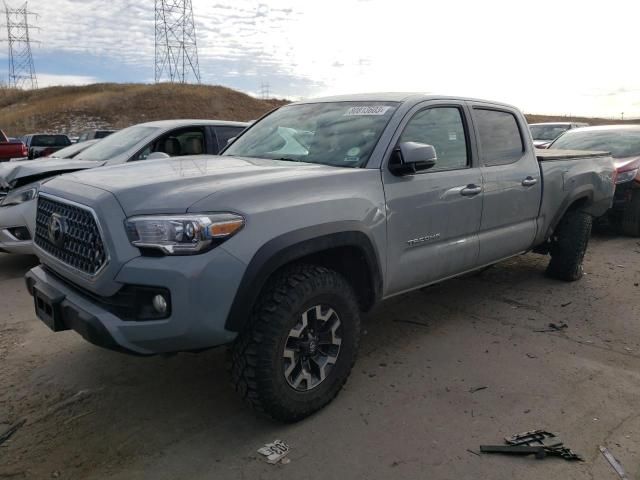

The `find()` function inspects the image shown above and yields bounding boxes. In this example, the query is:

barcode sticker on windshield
[344,106,391,116]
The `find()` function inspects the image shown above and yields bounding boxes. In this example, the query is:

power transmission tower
[154,0,201,84]
[3,1,38,89]
[260,82,270,100]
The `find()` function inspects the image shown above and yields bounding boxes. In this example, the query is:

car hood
[613,155,640,171]
[0,158,104,189]
[533,140,552,148]
[48,155,358,215]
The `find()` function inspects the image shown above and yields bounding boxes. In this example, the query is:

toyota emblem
[47,213,67,248]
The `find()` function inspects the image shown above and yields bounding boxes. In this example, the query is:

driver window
[131,128,206,161]
[399,107,469,171]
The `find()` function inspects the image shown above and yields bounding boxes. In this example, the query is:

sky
[2,0,640,118]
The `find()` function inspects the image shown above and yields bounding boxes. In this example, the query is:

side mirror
[147,152,171,160]
[389,142,437,175]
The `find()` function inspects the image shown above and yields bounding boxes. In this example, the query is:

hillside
[0,83,287,137]
[0,83,637,137]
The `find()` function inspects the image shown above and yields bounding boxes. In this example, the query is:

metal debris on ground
[469,386,488,393]
[480,430,583,461]
[258,440,291,464]
[0,419,26,446]
[535,322,568,333]
[599,446,628,479]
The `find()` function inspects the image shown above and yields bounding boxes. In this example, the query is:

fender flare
[225,221,383,332]
[546,187,594,239]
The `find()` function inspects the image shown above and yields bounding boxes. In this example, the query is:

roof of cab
[134,119,250,128]
[290,92,519,110]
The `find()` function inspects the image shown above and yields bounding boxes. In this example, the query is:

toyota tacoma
[25,94,615,421]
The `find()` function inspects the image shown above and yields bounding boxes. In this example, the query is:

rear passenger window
[399,107,468,171]
[474,109,524,166]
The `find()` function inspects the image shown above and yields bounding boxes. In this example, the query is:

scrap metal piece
[599,446,628,480]
[480,445,546,459]
[480,430,583,462]
[258,440,291,465]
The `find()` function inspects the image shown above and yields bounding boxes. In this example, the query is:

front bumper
[25,246,247,355]
[0,199,36,255]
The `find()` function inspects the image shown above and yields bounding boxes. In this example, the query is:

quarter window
[398,107,469,171]
[474,109,524,166]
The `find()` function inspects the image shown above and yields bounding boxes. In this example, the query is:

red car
[0,130,28,162]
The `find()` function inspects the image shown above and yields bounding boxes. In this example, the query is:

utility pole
[154,0,201,84]
[260,82,270,100]
[3,1,38,89]
[621,112,624,121]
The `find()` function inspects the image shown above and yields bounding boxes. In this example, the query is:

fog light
[152,294,168,314]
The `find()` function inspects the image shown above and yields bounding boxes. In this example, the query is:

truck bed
[537,149,610,161]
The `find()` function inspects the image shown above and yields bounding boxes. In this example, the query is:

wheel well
[567,196,589,212]
[276,246,377,312]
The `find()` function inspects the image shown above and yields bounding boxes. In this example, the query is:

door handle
[522,176,538,187]
[460,184,482,196]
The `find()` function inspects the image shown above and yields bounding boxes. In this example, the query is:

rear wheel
[621,189,640,237]
[546,210,593,281]
[230,264,361,422]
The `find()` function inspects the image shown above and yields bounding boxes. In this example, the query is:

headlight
[615,168,638,184]
[125,213,244,255]
[0,186,38,207]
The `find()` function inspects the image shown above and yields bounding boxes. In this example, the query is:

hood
[613,155,640,172]
[51,155,358,215]
[533,140,552,148]
[0,158,104,189]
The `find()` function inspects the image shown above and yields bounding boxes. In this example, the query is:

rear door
[469,104,542,265]
[383,102,483,295]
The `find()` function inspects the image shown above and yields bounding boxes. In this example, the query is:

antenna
[3,1,38,89]
[154,0,201,84]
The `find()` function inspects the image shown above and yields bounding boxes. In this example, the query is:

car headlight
[125,213,244,255]
[615,168,638,184]
[0,186,38,207]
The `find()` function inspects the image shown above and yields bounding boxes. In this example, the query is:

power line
[3,1,38,89]
[260,82,270,100]
[154,0,201,84]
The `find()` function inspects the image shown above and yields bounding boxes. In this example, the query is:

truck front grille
[34,196,107,275]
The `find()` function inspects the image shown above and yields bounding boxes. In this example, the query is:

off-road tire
[621,189,640,237]
[230,264,361,422]
[546,210,592,281]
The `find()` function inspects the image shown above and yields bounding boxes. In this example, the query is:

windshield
[529,124,571,141]
[49,140,99,159]
[74,126,159,162]
[223,102,399,167]
[551,129,640,158]
[32,135,71,147]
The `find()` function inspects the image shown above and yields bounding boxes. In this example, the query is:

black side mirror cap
[389,141,437,175]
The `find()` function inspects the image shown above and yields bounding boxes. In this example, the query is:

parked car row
[0,120,248,255]
[0,93,620,422]
[529,122,640,235]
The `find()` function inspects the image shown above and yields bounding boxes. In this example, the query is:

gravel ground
[1,233,639,479]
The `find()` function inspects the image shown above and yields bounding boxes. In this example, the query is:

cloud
[37,73,99,87]
[2,0,639,116]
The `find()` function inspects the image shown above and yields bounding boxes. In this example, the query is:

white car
[0,119,248,255]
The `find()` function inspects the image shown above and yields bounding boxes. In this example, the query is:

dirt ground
[1,233,640,480]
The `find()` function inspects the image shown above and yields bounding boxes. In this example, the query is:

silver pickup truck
[25,94,615,421]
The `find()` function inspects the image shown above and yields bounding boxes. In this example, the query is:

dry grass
[0,83,287,136]
[1,83,638,137]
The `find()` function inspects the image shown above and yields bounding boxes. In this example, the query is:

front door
[383,104,484,296]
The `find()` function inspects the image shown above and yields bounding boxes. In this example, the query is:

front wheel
[230,264,361,422]
[546,210,593,281]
